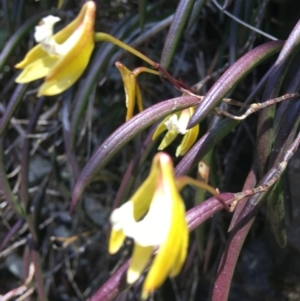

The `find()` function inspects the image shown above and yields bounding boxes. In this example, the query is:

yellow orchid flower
[115,62,159,121]
[152,107,199,157]
[15,1,96,96]
[109,152,188,299]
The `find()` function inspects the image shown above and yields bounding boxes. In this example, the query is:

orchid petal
[15,2,94,69]
[158,129,178,150]
[15,55,58,83]
[15,1,96,96]
[38,42,94,96]
[142,154,188,296]
[176,123,199,156]
[127,244,153,284]
[109,229,126,254]
[116,62,137,121]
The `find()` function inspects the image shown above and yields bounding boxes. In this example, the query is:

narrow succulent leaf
[89,261,129,301]
[186,0,207,32]
[71,96,200,211]
[139,0,147,30]
[31,250,49,301]
[188,40,284,128]
[222,0,234,9]
[160,0,196,71]
[62,90,80,179]
[175,118,239,177]
[212,166,279,301]
[270,100,300,167]
[2,0,12,35]
[0,219,24,252]
[265,100,300,249]
[273,67,300,135]
[0,10,53,74]
[257,20,300,175]
[267,179,286,248]
[186,192,236,231]
[0,84,28,136]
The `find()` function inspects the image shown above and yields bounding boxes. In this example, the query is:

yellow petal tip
[127,270,140,284]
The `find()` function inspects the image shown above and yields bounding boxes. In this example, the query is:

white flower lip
[110,191,172,248]
[164,114,188,134]
[34,15,61,55]
[34,14,83,57]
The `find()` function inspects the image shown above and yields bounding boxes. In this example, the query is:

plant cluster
[0,0,300,301]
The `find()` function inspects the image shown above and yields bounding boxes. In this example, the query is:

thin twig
[215,93,299,120]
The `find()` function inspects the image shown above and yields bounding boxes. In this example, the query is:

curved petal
[130,154,161,220]
[176,124,199,156]
[115,62,137,121]
[46,1,95,81]
[152,117,168,140]
[127,244,153,284]
[109,229,126,254]
[142,154,187,296]
[158,129,178,150]
[15,46,48,69]
[37,42,94,96]
[152,112,181,142]
[16,55,58,83]
[169,200,189,277]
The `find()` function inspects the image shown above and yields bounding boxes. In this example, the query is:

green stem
[133,67,159,77]
[94,32,156,66]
